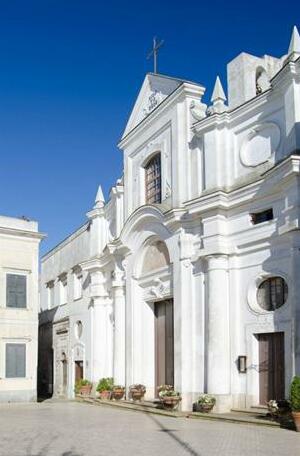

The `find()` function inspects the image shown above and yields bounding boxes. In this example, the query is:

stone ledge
[190,411,291,428]
[75,397,294,429]
[75,396,183,418]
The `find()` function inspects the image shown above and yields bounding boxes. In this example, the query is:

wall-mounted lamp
[238,355,247,373]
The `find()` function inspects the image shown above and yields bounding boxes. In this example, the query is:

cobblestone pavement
[0,401,299,456]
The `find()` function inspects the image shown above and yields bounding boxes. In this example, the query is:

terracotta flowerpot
[130,389,145,401]
[161,396,181,410]
[292,411,300,432]
[112,389,125,400]
[79,385,92,396]
[197,403,214,413]
[99,390,111,400]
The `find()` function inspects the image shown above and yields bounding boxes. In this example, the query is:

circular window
[257,277,288,311]
[75,321,83,339]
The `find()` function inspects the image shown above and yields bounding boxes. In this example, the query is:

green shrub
[74,379,92,394]
[290,376,300,411]
[96,377,114,392]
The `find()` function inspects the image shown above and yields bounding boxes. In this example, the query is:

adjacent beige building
[0,215,44,402]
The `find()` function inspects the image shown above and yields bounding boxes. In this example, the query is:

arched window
[145,154,161,204]
[257,277,288,311]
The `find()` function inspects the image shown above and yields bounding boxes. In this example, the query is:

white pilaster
[89,269,113,383]
[290,242,300,375]
[112,259,126,386]
[173,230,195,411]
[206,254,231,412]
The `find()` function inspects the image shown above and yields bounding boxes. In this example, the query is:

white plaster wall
[0,216,42,402]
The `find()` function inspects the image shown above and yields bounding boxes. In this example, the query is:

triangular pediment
[122,73,184,139]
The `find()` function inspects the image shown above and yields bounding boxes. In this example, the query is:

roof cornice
[0,226,46,241]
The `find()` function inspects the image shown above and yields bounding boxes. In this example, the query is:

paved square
[0,401,299,456]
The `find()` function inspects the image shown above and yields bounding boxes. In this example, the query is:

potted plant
[129,384,146,401]
[267,399,290,419]
[75,379,92,396]
[196,394,216,413]
[112,385,125,400]
[96,377,114,400]
[158,385,181,410]
[290,376,300,431]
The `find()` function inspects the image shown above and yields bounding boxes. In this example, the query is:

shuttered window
[6,274,27,308]
[6,343,26,378]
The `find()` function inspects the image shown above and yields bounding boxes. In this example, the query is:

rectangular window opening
[6,343,26,378]
[145,154,162,204]
[6,274,27,308]
[250,208,273,225]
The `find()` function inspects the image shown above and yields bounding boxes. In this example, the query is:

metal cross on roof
[147,37,164,74]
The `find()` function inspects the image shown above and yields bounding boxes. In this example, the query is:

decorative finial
[286,26,300,62]
[211,76,226,103]
[207,76,228,115]
[94,185,105,208]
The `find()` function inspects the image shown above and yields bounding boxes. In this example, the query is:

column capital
[91,296,111,307]
[206,254,229,271]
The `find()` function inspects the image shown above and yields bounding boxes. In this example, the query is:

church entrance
[155,299,174,395]
[257,332,285,404]
[75,360,84,382]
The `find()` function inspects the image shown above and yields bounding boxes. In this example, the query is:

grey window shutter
[6,344,26,378]
[7,274,27,308]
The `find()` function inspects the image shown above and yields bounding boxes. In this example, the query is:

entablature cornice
[192,112,230,135]
[262,154,300,181]
[271,58,300,91]
[80,255,112,273]
[191,90,272,136]
[86,206,105,220]
[184,157,300,217]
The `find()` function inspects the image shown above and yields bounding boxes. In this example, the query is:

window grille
[145,154,161,204]
[257,277,288,311]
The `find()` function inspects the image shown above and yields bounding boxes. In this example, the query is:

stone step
[76,396,183,418]
[231,407,268,416]
[75,397,295,428]
[191,411,280,427]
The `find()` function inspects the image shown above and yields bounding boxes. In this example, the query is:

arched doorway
[139,239,173,396]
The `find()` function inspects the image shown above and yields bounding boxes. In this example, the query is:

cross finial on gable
[147,37,164,74]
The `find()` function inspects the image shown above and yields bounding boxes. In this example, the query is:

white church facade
[39,27,300,412]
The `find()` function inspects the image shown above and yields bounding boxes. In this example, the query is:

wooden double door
[258,332,285,404]
[155,299,174,395]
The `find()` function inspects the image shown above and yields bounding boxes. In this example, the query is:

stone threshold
[190,411,280,427]
[75,396,292,428]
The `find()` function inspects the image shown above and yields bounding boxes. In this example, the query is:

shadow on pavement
[147,413,201,456]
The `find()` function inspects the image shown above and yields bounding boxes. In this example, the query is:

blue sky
[0,0,298,255]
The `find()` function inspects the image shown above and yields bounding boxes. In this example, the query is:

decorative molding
[165,180,172,198]
[190,99,207,122]
[247,270,290,316]
[144,278,171,300]
[240,122,281,168]
[143,90,163,116]
[182,258,192,268]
